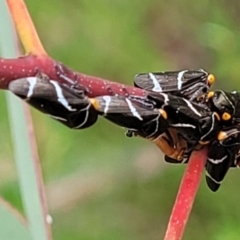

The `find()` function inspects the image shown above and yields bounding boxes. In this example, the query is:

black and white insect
[205,126,240,191]
[90,95,169,139]
[8,73,98,129]
[130,69,217,163]
[199,90,240,190]
[89,89,219,162]
[146,91,220,143]
[88,92,195,162]
[89,90,219,144]
[132,69,240,191]
[207,90,240,123]
[153,87,240,191]
[8,68,240,192]
[134,69,215,101]
[167,125,240,192]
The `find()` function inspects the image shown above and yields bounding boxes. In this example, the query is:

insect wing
[134,69,209,100]
[9,77,98,129]
[206,127,240,191]
[206,141,233,191]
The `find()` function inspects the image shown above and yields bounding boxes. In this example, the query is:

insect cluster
[8,67,240,192]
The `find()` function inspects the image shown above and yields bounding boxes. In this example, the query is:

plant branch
[163,147,208,240]
[0,56,147,98]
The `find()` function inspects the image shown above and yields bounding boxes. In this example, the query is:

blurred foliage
[1,0,240,239]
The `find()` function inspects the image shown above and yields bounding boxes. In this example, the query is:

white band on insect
[183,98,202,117]
[207,155,227,164]
[48,114,67,122]
[125,98,143,120]
[149,73,162,92]
[170,123,196,129]
[103,96,111,115]
[205,170,222,185]
[27,77,37,98]
[177,70,187,90]
[50,80,76,111]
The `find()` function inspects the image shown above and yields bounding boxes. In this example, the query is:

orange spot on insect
[89,98,99,110]
[159,109,168,119]
[207,91,214,99]
[222,112,231,121]
[207,74,215,86]
[218,131,228,141]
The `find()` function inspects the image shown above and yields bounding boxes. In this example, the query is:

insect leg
[152,128,189,161]
[55,63,89,93]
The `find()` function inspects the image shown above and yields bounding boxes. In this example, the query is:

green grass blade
[0,197,31,240]
[0,1,52,240]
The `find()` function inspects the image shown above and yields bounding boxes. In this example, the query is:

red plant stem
[163,147,208,240]
[4,0,146,99]
[0,55,147,98]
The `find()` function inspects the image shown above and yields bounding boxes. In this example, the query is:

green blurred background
[1,1,240,239]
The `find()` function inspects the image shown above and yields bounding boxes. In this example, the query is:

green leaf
[0,198,31,240]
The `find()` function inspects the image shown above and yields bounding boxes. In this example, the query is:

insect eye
[222,112,231,121]
[207,74,215,86]
[207,91,214,99]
